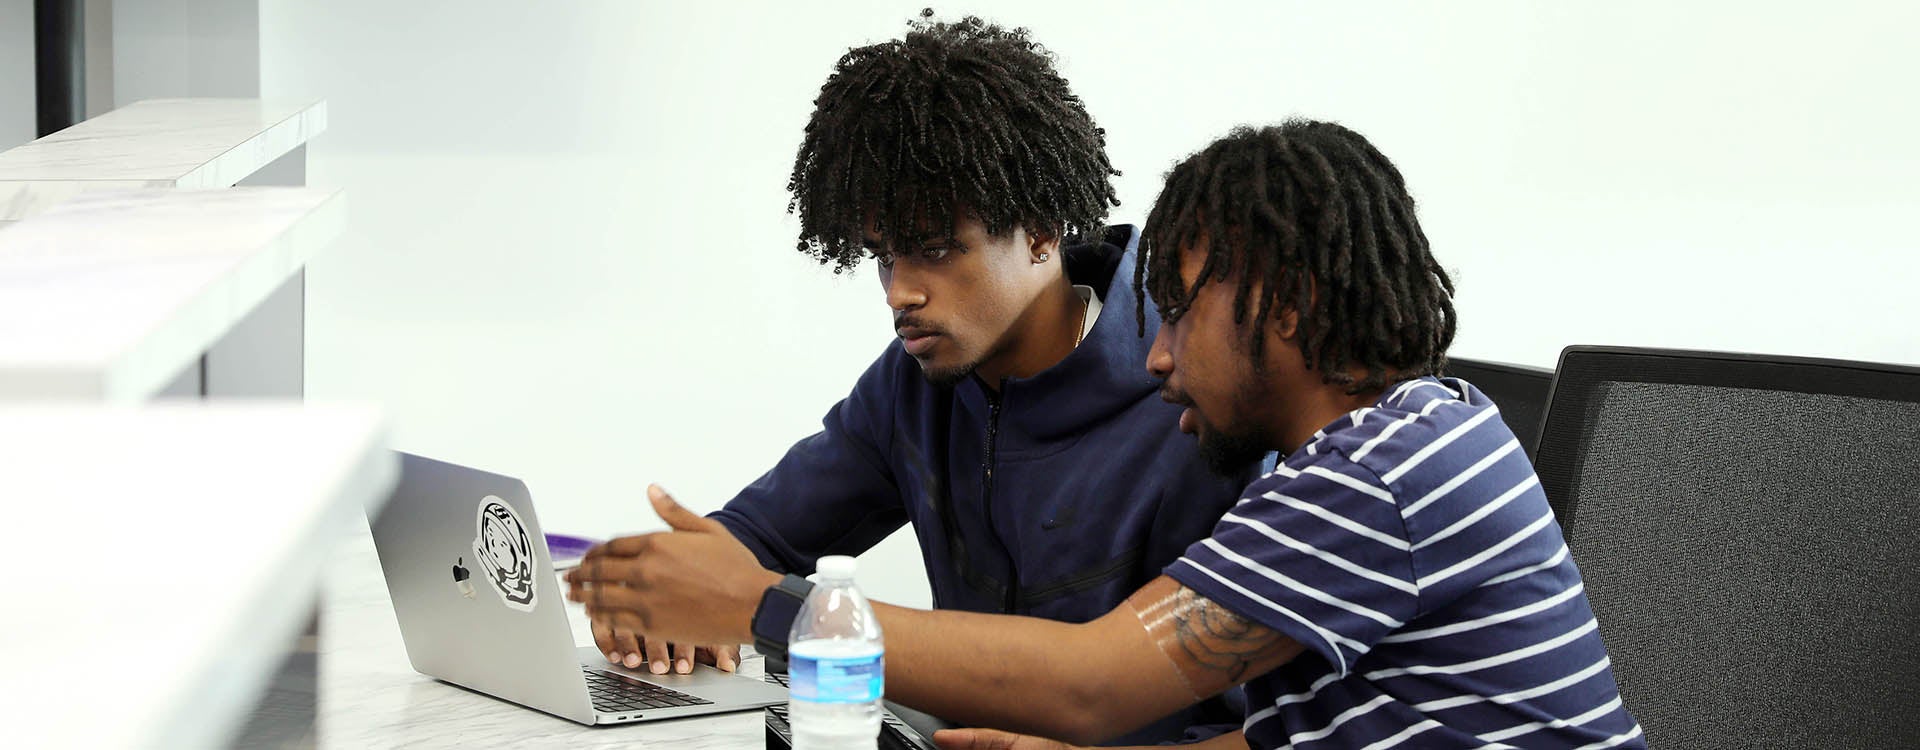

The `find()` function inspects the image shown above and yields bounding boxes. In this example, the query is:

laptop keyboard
[764,672,937,750]
[583,667,714,713]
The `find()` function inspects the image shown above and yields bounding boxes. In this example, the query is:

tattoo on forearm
[1131,583,1291,700]
[1165,588,1280,682]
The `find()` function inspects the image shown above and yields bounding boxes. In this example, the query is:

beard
[920,360,978,388]
[1197,426,1272,478]
[1176,376,1274,478]
[916,335,998,388]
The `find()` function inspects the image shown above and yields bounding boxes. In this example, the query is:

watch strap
[751,573,814,660]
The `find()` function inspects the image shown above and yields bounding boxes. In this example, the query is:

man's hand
[592,614,741,674]
[565,485,780,646]
[932,729,1080,750]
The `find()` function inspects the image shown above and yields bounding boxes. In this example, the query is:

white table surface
[0,187,345,402]
[0,404,396,749]
[0,98,326,221]
[320,523,768,749]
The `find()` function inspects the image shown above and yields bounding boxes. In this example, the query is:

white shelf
[0,187,345,402]
[0,98,327,221]
[0,404,396,749]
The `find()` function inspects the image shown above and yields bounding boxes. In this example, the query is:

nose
[1146,326,1174,380]
[881,264,927,312]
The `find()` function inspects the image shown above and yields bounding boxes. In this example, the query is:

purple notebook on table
[545,533,599,570]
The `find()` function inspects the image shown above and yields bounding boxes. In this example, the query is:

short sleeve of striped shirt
[1166,453,1416,677]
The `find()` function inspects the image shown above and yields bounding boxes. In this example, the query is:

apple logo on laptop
[453,556,475,599]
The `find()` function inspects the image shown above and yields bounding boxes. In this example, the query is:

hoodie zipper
[982,387,1019,613]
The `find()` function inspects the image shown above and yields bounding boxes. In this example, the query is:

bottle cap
[816,555,857,580]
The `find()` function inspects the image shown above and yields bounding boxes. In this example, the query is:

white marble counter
[0,404,395,749]
[0,187,344,402]
[320,523,767,749]
[0,98,326,221]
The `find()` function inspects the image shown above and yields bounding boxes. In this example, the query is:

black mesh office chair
[1534,346,1920,749]
[1442,356,1554,461]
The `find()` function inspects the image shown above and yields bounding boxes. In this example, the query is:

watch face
[754,575,812,647]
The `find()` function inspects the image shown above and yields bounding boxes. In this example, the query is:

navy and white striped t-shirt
[1166,376,1644,749]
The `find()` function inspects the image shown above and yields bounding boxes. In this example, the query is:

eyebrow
[862,238,955,251]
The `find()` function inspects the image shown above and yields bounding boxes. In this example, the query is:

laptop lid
[369,453,598,724]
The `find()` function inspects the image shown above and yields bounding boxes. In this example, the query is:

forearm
[871,601,1189,745]
[573,549,1292,744]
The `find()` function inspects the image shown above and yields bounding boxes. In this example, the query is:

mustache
[1159,387,1192,407]
[894,314,944,335]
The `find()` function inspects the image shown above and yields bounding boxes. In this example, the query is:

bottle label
[789,650,884,704]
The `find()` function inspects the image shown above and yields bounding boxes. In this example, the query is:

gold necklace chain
[1072,296,1090,348]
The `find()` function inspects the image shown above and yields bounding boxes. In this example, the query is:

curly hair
[1136,120,1457,393]
[787,11,1120,271]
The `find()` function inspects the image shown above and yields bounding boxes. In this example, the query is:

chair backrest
[1443,356,1554,462]
[1534,345,1920,749]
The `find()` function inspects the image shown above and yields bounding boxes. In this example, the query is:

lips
[1161,389,1198,435]
[897,326,940,357]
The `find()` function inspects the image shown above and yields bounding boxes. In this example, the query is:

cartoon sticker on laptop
[472,496,537,612]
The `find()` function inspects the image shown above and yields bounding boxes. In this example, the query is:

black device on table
[755,573,946,750]
[762,666,941,750]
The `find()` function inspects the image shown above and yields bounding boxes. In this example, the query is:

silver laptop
[368,452,788,725]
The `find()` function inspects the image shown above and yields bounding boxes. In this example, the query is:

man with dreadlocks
[582,13,1257,745]
[570,120,1644,749]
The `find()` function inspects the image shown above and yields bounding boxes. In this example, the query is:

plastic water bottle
[788,555,885,750]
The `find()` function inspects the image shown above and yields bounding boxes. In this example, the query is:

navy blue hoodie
[712,226,1259,744]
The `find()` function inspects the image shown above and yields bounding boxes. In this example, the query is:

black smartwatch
[751,574,815,660]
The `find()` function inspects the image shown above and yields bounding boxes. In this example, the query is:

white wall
[0,0,34,151]
[113,0,257,104]
[260,1,1920,608]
